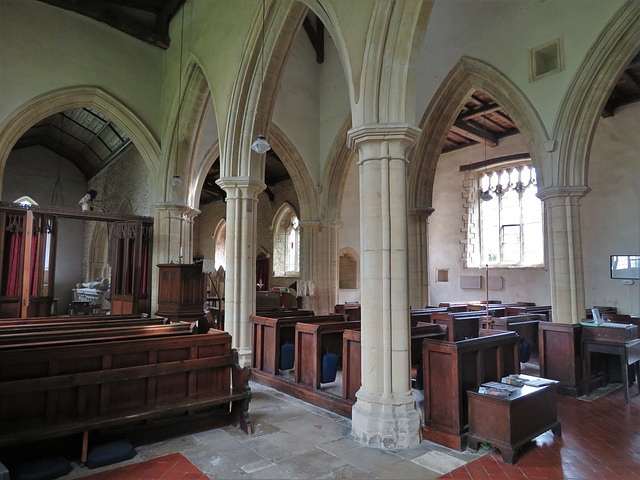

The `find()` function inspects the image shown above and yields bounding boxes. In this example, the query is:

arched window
[213,219,226,271]
[272,204,300,277]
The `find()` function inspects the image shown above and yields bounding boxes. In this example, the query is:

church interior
[0,0,639,478]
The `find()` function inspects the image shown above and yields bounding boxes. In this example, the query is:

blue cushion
[12,456,71,480]
[280,343,295,370]
[519,339,533,363]
[321,353,339,383]
[85,439,134,469]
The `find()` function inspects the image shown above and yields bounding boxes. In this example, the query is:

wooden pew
[0,322,192,350]
[466,303,506,317]
[410,307,448,327]
[421,331,520,450]
[250,313,345,375]
[295,321,361,389]
[0,313,156,326]
[486,314,544,361]
[505,305,552,322]
[431,312,484,342]
[0,330,251,461]
[334,303,361,322]
[0,316,168,334]
[340,324,446,402]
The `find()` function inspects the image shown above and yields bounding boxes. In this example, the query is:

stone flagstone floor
[64,382,485,479]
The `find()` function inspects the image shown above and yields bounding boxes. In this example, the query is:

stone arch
[553,1,640,187]
[321,114,355,221]
[162,57,214,208]
[408,56,550,210]
[268,124,318,220]
[0,86,161,198]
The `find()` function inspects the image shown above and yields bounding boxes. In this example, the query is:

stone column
[537,186,590,324]
[408,207,434,310]
[300,220,340,315]
[217,177,265,366]
[347,123,422,449]
[152,203,201,312]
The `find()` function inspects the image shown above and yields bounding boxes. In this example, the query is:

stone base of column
[236,347,252,369]
[351,390,421,450]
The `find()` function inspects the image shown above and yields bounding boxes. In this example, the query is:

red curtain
[5,229,23,296]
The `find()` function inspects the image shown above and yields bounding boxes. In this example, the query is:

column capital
[536,185,591,203]
[153,202,201,219]
[347,123,421,162]
[216,177,266,199]
[408,206,435,219]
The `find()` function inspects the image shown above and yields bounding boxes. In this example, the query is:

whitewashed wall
[582,102,640,316]
[428,135,551,306]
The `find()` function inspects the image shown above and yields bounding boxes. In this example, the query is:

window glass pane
[499,170,509,189]
[501,224,521,264]
[500,189,520,225]
[481,198,500,264]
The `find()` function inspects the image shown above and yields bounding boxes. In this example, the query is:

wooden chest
[582,323,638,343]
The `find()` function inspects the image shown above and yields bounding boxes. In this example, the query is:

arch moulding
[0,86,161,197]
[408,57,550,210]
[553,0,640,187]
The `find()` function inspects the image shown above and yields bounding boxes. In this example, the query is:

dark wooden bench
[294,321,361,389]
[431,312,484,342]
[250,313,346,375]
[421,331,520,450]
[486,314,544,362]
[410,307,448,327]
[340,324,446,402]
[0,313,158,326]
[0,330,251,462]
[0,316,168,335]
[334,303,361,322]
[505,305,552,322]
[0,322,192,350]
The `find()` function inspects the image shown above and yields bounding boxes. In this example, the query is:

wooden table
[467,376,561,464]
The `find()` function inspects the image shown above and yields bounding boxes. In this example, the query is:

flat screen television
[610,255,640,279]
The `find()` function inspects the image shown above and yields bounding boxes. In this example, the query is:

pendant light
[480,107,493,202]
[172,1,187,188]
[251,0,271,154]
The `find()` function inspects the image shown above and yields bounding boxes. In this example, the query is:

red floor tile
[440,385,640,479]
[82,453,207,480]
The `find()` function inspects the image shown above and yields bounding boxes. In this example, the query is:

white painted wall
[428,135,551,306]
[415,0,624,132]
[0,0,164,138]
[582,102,640,316]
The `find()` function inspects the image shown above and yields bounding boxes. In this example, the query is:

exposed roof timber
[461,105,502,121]
[303,14,324,64]
[451,119,498,147]
[35,0,186,49]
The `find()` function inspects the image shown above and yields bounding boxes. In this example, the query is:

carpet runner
[81,453,208,480]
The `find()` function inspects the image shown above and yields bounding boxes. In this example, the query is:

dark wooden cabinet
[467,377,561,464]
[155,264,205,322]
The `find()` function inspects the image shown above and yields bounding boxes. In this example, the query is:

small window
[272,204,300,277]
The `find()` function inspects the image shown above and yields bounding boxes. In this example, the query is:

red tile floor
[82,453,208,480]
[439,386,640,480]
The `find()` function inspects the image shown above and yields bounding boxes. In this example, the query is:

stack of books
[479,381,520,397]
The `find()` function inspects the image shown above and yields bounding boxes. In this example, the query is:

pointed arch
[161,56,214,208]
[0,86,161,198]
[320,114,355,221]
[268,124,318,220]
[553,0,640,187]
[408,57,550,210]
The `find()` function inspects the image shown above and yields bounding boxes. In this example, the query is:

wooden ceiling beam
[461,105,501,122]
[451,120,498,147]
